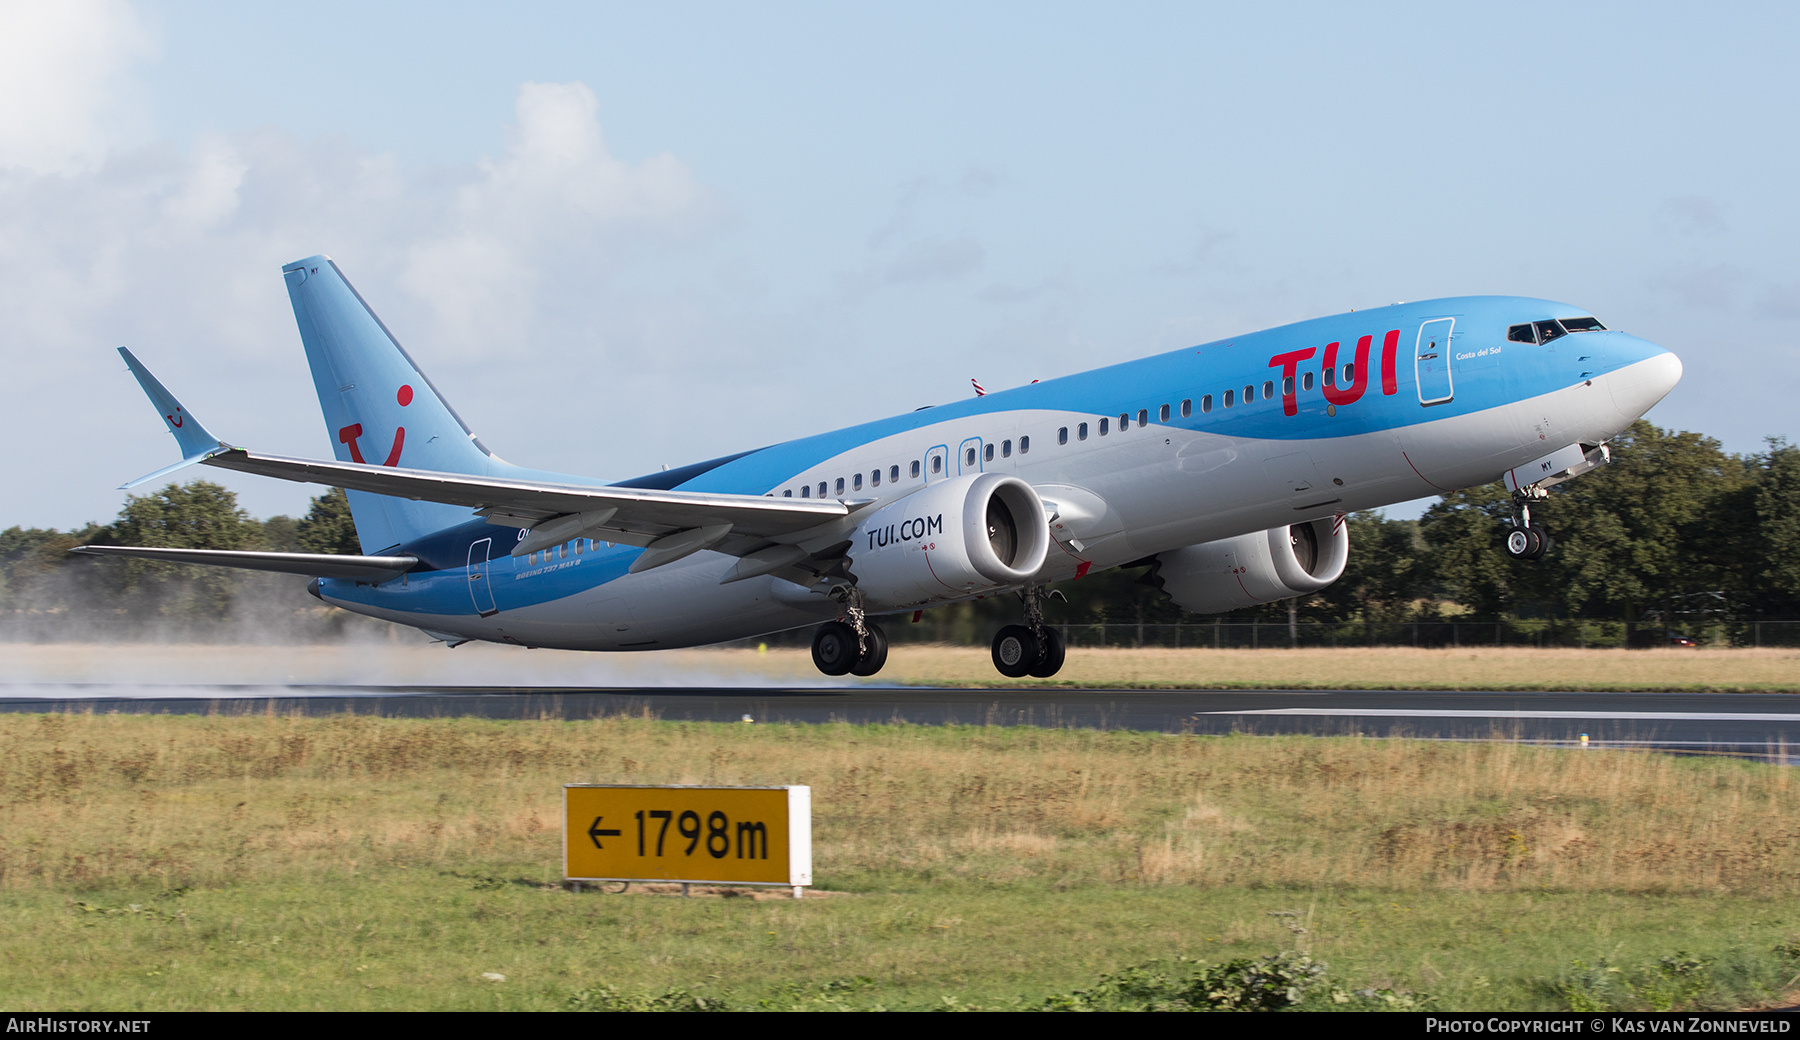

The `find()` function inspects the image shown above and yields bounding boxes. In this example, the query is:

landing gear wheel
[1506,527,1549,561]
[811,620,859,676]
[991,624,1041,678]
[1027,626,1066,678]
[850,622,888,676]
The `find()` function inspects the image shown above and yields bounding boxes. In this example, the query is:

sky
[3,1,1796,530]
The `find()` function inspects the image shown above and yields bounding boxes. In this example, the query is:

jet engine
[1147,516,1349,615]
[847,473,1051,608]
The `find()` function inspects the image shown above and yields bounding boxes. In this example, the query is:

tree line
[0,484,359,636]
[4,420,1796,641]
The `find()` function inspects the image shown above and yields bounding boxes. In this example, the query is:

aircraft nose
[1606,346,1682,424]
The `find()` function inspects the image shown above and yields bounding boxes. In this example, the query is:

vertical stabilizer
[283,256,499,553]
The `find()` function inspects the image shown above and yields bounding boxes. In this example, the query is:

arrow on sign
[588,816,622,849]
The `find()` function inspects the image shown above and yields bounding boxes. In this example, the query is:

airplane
[75,255,1682,677]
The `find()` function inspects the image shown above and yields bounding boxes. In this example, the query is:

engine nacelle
[1149,516,1349,615]
[847,473,1051,608]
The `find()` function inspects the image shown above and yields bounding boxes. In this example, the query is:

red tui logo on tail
[336,385,411,466]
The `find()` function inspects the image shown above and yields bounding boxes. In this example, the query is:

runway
[3,684,1797,761]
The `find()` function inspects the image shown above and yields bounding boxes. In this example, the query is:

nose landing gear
[990,586,1067,678]
[1504,493,1554,561]
[1501,443,1609,563]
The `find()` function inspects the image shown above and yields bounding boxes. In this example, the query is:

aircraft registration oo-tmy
[78,255,1681,678]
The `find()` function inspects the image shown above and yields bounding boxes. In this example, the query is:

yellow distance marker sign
[563,784,812,887]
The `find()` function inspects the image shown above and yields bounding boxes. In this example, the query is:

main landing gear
[811,593,888,677]
[990,586,1067,678]
[1504,492,1554,562]
[809,585,1069,679]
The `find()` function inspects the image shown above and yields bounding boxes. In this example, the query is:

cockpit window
[1512,317,1605,343]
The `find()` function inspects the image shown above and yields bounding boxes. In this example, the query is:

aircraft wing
[112,348,867,577]
[198,447,865,567]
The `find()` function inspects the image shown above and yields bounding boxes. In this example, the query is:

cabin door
[957,437,984,476]
[467,538,499,617]
[1415,318,1455,405]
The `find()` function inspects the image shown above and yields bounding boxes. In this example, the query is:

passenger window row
[773,364,1366,500]
[1189,360,1379,414]
[773,441,1034,499]
[533,368,1313,556]
[767,361,1380,501]
[1053,396,1196,444]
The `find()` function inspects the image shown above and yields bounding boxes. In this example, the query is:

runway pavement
[3,683,1797,761]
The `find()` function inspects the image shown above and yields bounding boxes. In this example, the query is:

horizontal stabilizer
[69,545,418,582]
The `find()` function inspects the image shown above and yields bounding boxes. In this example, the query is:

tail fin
[283,255,501,553]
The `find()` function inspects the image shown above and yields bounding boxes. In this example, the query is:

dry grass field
[4,712,1794,896]
[867,644,1800,692]
[4,641,1798,693]
[3,711,1799,1009]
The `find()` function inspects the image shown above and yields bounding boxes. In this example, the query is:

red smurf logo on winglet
[166,407,184,428]
[336,385,411,467]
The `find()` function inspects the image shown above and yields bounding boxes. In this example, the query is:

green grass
[10,879,1799,1010]
[3,712,1798,1010]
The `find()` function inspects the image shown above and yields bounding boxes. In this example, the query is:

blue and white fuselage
[320,296,1676,649]
[92,258,1679,675]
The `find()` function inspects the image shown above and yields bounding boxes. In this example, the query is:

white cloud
[397,81,718,360]
[0,78,727,527]
[0,79,720,365]
[473,82,708,228]
[0,0,155,173]
[158,137,249,232]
